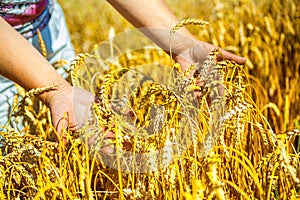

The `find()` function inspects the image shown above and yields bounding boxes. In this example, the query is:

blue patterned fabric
[0,0,53,39]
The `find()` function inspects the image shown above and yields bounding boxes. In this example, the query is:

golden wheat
[0,0,298,199]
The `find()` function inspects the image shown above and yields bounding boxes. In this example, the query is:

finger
[103,127,115,139]
[193,79,205,98]
[54,116,69,146]
[94,130,116,156]
[53,109,76,146]
[220,49,247,65]
[193,90,201,98]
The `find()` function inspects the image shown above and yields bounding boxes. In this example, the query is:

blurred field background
[0,0,299,199]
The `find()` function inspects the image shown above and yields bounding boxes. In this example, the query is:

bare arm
[107,0,181,30]
[0,17,70,105]
[0,17,91,138]
[106,0,193,52]
[106,0,246,65]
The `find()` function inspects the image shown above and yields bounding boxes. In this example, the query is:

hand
[46,84,94,142]
[173,39,246,72]
[46,84,116,155]
[172,40,246,99]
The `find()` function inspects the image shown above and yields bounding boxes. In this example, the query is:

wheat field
[0,0,299,199]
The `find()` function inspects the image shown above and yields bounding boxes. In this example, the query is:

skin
[0,0,246,146]
[107,0,246,67]
[0,18,93,142]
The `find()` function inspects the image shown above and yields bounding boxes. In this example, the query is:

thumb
[220,49,247,65]
[72,87,95,129]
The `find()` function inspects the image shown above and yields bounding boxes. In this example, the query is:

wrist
[37,79,72,107]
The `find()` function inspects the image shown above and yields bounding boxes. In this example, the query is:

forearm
[0,17,69,105]
[107,0,196,53]
[107,0,180,29]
